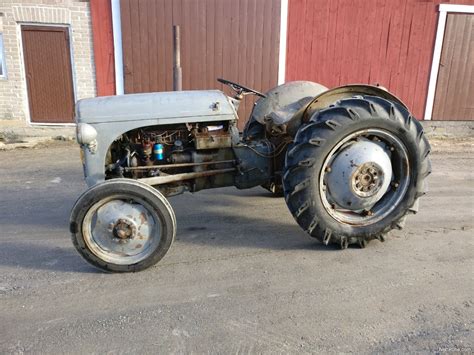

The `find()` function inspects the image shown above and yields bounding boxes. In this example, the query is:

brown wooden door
[120,0,281,130]
[21,26,75,124]
[433,14,474,121]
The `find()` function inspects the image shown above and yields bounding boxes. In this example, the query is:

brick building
[0,0,95,124]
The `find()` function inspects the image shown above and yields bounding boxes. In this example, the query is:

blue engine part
[153,143,164,161]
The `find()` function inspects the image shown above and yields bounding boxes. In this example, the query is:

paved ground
[0,140,472,354]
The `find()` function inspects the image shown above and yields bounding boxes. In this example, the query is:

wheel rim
[319,129,410,226]
[82,195,162,265]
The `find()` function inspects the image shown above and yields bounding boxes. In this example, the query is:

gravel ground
[0,139,473,354]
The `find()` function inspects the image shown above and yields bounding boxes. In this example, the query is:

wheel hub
[352,162,384,197]
[82,198,160,265]
[111,218,137,241]
[325,140,392,211]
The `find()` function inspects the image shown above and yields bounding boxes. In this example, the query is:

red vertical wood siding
[286,0,474,119]
[90,0,115,96]
[119,0,281,130]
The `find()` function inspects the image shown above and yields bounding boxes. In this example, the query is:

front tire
[283,96,431,248]
[70,179,176,272]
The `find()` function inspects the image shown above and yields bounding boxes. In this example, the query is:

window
[0,33,6,78]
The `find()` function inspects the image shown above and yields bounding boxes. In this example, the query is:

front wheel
[283,96,431,248]
[70,179,176,272]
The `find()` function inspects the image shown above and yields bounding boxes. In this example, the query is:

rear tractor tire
[70,179,176,272]
[283,96,431,249]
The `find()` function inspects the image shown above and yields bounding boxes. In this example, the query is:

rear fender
[287,84,408,136]
[250,81,329,125]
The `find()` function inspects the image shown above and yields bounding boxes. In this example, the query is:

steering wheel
[217,78,267,98]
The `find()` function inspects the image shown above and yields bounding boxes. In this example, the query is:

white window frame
[0,33,7,79]
[424,4,474,120]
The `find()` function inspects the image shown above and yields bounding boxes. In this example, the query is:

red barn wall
[119,0,281,129]
[90,0,115,96]
[285,0,474,119]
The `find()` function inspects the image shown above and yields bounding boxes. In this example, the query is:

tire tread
[283,95,431,248]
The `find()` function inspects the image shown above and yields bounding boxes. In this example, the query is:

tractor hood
[76,90,236,124]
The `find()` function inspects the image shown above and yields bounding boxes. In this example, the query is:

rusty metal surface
[193,125,233,150]
[195,134,232,150]
[139,168,236,186]
[172,25,182,91]
[124,160,236,171]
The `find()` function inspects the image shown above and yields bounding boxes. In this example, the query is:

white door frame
[424,4,474,121]
[111,0,124,95]
[278,0,289,85]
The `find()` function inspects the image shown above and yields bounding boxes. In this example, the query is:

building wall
[0,0,95,122]
[118,0,281,129]
[285,0,474,120]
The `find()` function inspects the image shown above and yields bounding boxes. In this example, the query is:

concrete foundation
[421,120,474,139]
[0,120,75,149]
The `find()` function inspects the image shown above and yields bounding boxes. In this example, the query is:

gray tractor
[70,79,431,272]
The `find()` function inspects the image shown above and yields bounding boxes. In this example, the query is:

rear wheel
[283,96,431,248]
[70,179,176,272]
